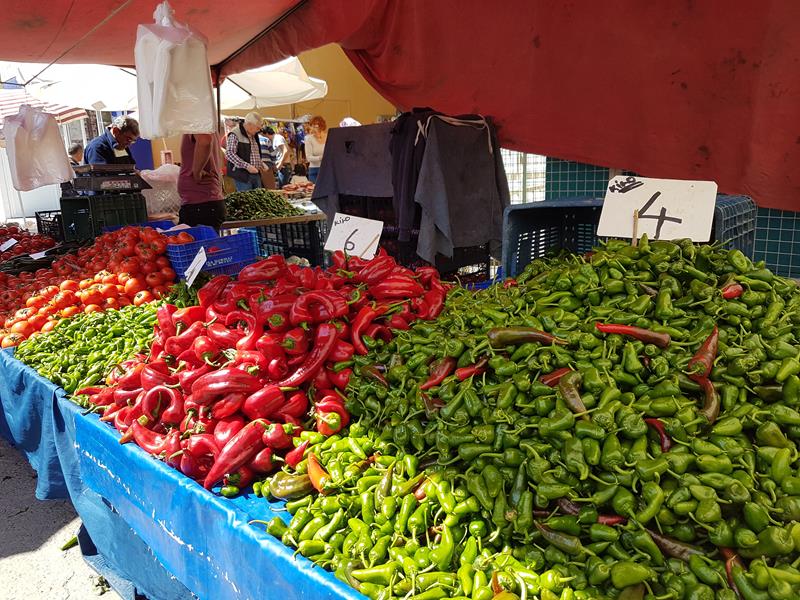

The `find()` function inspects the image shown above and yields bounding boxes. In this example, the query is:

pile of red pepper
[79,250,447,494]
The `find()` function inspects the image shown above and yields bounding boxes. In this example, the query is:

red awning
[0,89,86,126]
[0,0,798,210]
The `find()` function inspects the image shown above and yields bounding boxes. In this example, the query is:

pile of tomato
[0,224,56,262]
[0,226,187,348]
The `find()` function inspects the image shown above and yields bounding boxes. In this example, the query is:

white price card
[324,213,383,258]
[184,247,207,287]
[597,176,718,242]
[0,238,18,252]
[29,251,47,259]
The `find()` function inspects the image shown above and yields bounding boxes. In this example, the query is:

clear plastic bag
[3,105,73,192]
[135,1,216,139]
[140,163,181,215]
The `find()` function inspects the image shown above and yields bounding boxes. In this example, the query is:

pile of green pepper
[225,188,304,221]
[16,304,156,394]
[259,237,800,600]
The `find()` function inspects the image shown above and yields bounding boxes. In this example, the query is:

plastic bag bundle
[135,1,215,140]
[140,163,181,215]
[3,105,73,192]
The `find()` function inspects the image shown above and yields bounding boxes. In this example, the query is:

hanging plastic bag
[140,163,181,215]
[135,1,215,140]
[3,105,73,192]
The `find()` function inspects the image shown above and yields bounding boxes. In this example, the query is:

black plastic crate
[60,193,147,241]
[502,195,758,278]
[35,210,64,242]
[244,219,328,267]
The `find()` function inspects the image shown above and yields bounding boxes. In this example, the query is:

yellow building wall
[153,44,397,167]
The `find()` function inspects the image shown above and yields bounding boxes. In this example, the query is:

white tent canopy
[0,56,327,115]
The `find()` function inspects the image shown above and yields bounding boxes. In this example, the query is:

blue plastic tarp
[0,348,366,600]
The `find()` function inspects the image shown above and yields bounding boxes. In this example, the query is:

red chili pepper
[233,350,269,375]
[209,392,246,419]
[330,250,347,269]
[267,357,288,381]
[417,288,446,320]
[644,417,673,452]
[128,416,171,454]
[386,314,410,330]
[255,332,286,362]
[455,357,489,381]
[352,305,389,355]
[276,391,309,419]
[328,367,352,390]
[720,548,744,595]
[329,339,355,362]
[197,275,231,309]
[157,304,178,337]
[687,326,719,382]
[539,367,572,387]
[191,368,263,405]
[140,362,177,391]
[595,323,671,349]
[312,367,333,390]
[89,388,115,407]
[556,498,628,525]
[332,320,351,341]
[364,323,392,343]
[164,321,206,357]
[370,275,425,300]
[487,327,567,348]
[277,323,338,387]
[598,515,628,526]
[177,363,213,393]
[503,279,518,289]
[75,385,104,397]
[141,385,173,421]
[189,336,220,365]
[262,423,293,449]
[307,453,330,494]
[207,322,243,349]
[247,447,275,475]
[356,255,396,285]
[360,365,388,387]
[213,415,246,449]
[183,433,220,475]
[285,440,309,469]
[116,363,146,391]
[698,377,720,424]
[242,385,285,420]
[113,386,142,406]
[419,357,457,391]
[281,327,309,356]
[721,282,744,299]
[202,419,268,489]
[172,306,206,332]
[290,290,348,326]
[237,256,286,283]
[100,403,122,422]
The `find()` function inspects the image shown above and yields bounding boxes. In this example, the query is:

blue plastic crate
[168,228,257,279]
[501,195,757,278]
[101,219,176,233]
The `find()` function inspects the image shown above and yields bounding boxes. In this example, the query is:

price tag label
[324,213,383,258]
[184,247,207,287]
[597,176,718,241]
[0,238,18,251]
[29,251,47,259]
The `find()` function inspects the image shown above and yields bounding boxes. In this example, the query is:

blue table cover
[0,348,365,600]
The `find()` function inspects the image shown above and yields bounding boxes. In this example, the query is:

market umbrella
[0,88,87,126]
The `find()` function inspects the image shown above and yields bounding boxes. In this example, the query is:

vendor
[226,112,265,191]
[177,133,225,230]
[84,116,139,165]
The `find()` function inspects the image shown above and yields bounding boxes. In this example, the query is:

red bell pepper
[242,385,285,420]
[207,322,243,349]
[234,350,270,375]
[281,327,309,356]
[262,423,293,449]
[180,433,220,480]
[312,367,333,390]
[277,323,338,387]
[198,275,231,308]
[284,440,308,469]
[256,333,286,362]
[247,447,275,474]
[267,357,288,381]
[156,304,178,337]
[419,357,457,391]
[203,419,269,489]
[213,415,246,449]
[352,305,389,355]
[275,391,309,421]
[332,320,351,341]
[237,256,286,283]
[172,306,206,331]
[330,250,347,269]
[191,368,263,405]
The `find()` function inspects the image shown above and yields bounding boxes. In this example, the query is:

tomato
[118,297,132,307]
[137,246,156,262]
[155,256,171,269]
[84,304,103,314]
[133,290,154,306]
[140,261,158,275]
[124,278,146,296]
[102,272,118,284]
[150,238,167,255]
[176,232,194,244]
[94,270,112,282]
[79,278,95,290]
[160,266,177,282]
[10,321,33,336]
[2,333,25,348]
[145,272,163,288]
[26,314,47,331]
[120,257,141,274]
[26,295,46,309]
[60,306,80,318]
[41,286,59,298]
[98,284,118,298]
[14,307,35,320]
[119,240,137,257]
[53,290,78,308]
[41,320,57,333]
[151,285,169,299]
[104,297,120,310]
[60,279,79,292]
[116,272,133,285]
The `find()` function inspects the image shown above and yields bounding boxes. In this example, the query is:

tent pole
[215,66,222,133]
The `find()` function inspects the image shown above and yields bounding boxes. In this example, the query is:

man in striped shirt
[225,112,264,191]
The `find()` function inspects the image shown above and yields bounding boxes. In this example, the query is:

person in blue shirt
[84,116,140,165]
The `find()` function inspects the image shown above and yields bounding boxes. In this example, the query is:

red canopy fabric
[226,0,800,211]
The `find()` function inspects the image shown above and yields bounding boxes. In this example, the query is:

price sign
[0,238,18,252]
[29,251,47,259]
[324,213,383,258]
[597,176,717,241]
[184,247,207,287]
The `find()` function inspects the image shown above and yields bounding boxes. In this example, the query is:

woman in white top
[305,115,327,183]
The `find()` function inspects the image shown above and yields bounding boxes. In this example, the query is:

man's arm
[275,143,288,169]
[192,134,213,183]
[83,141,108,165]
[226,133,251,170]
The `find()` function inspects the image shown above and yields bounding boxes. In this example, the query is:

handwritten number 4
[638,192,682,240]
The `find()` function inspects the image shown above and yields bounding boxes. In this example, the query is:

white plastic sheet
[3,105,73,192]
[135,1,215,140]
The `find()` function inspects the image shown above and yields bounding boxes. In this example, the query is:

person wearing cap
[84,115,139,165]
